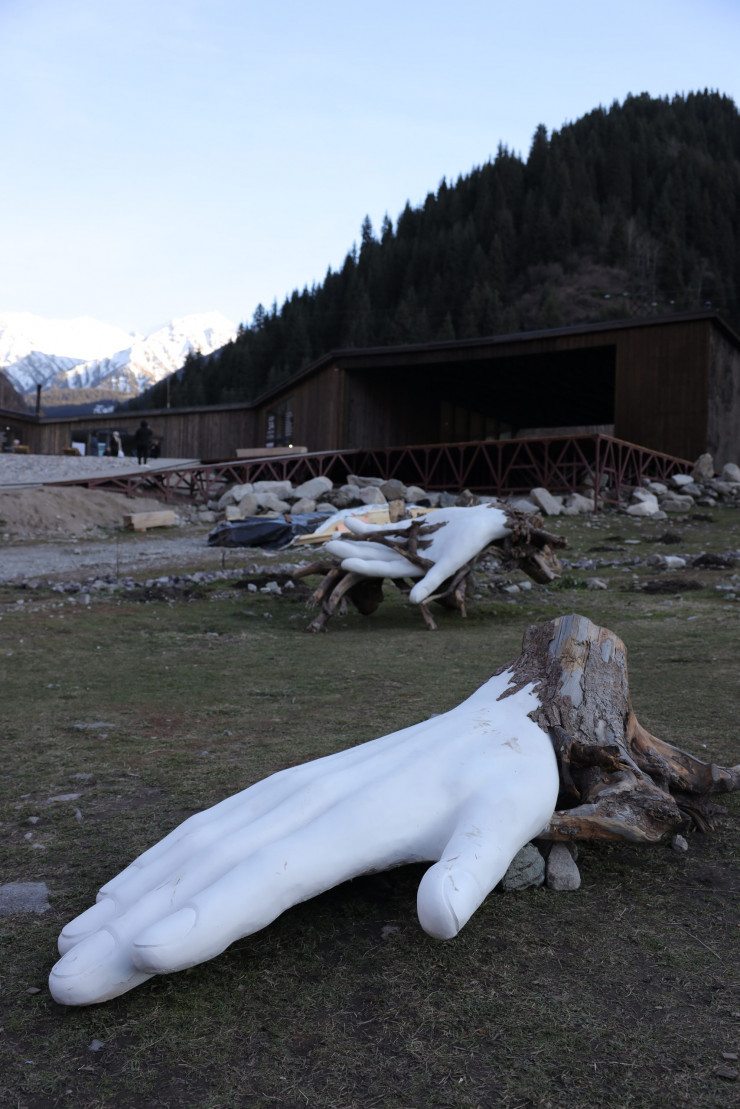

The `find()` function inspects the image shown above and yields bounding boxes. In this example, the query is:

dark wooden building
[252,311,740,467]
[3,312,739,466]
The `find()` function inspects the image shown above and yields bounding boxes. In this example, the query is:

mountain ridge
[0,310,237,406]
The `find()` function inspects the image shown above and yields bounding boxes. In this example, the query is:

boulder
[380,478,408,501]
[631,489,659,507]
[255,492,291,514]
[721,462,740,484]
[501,843,545,891]
[346,474,384,488]
[291,476,333,501]
[625,500,660,517]
[326,484,362,508]
[530,487,563,516]
[404,485,429,503]
[224,493,258,519]
[358,486,387,505]
[290,497,316,514]
[659,493,695,512]
[562,492,594,514]
[508,497,540,515]
[231,483,255,503]
[671,473,695,488]
[692,453,715,481]
[252,480,293,498]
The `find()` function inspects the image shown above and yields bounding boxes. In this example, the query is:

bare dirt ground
[0,455,230,583]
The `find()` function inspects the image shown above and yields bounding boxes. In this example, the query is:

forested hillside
[129,91,740,411]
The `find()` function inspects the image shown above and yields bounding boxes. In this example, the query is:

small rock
[671,834,689,853]
[88,1039,105,1052]
[586,577,608,590]
[530,487,563,516]
[545,843,581,890]
[502,844,545,891]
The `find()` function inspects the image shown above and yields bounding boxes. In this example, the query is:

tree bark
[499,614,740,842]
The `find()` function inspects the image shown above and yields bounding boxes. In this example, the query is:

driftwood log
[295,507,566,632]
[505,614,740,842]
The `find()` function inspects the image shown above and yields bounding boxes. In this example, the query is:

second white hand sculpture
[49,615,739,1006]
[299,503,567,630]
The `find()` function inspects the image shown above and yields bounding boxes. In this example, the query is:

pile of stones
[622,455,740,520]
[183,452,740,528]
[187,473,598,527]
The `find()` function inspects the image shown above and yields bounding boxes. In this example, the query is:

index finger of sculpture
[325,537,421,578]
[343,517,413,536]
[405,507,511,603]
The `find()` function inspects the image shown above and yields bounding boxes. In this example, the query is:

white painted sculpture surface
[49,670,559,1006]
[326,504,511,603]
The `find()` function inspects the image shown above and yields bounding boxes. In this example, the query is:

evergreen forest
[128,91,740,411]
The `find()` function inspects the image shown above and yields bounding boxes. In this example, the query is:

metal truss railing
[51,433,692,510]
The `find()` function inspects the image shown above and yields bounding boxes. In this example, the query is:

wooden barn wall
[612,321,710,460]
[343,371,440,447]
[707,329,740,469]
[14,407,258,458]
[255,366,346,452]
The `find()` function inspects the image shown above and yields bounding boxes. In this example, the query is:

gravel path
[0,454,199,488]
[0,529,265,584]
[0,453,249,583]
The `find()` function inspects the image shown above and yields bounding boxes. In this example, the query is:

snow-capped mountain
[0,311,237,398]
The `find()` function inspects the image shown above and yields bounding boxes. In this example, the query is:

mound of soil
[0,485,169,540]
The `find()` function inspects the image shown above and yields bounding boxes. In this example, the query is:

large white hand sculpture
[326,504,511,603]
[49,669,558,1006]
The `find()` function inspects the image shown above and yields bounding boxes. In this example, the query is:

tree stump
[501,614,740,842]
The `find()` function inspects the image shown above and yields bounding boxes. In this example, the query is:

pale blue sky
[1,0,739,335]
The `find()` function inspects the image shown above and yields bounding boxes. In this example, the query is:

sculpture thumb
[415,809,528,941]
[416,863,488,939]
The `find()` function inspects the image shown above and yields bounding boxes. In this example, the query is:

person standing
[134,420,153,465]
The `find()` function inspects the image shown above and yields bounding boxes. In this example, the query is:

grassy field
[1,509,738,1108]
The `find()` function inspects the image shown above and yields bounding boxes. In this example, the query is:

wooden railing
[51,433,692,510]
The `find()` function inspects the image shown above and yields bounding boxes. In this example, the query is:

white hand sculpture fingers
[49,673,559,1005]
[343,517,412,536]
[416,734,559,939]
[130,786,447,977]
[340,555,421,579]
[325,538,420,578]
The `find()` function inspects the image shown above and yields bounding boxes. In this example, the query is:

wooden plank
[235,446,307,458]
[123,510,177,531]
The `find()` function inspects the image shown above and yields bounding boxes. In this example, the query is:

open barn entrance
[345,345,617,447]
